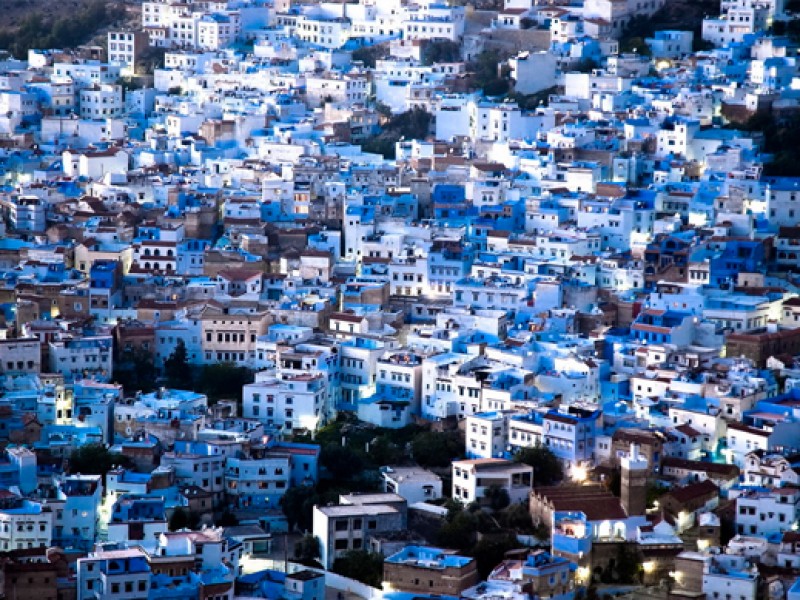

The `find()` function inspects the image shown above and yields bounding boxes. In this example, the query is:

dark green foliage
[195,362,254,404]
[0,1,125,58]
[135,46,167,75]
[497,502,535,532]
[738,112,800,176]
[163,339,193,390]
[422,40,461,66]
[332,550,384,587]
[470,534,520,579]
[217,510,239,526]
[614,544,642,584]
[113,347,157,395]
[169,507,191,531]
[484,485,511,510]
[411,430,463,468]
[513,445,564,486]
[437,508,478,549]
[368,435,405,466]
[618,0,718,54]
[280,485,320,532]
[619,35,652,56]
[573,58,599,73]
[509,87,559,111]
[352,44,388,68]
[362,107,432,158]
[294,533,321,562]
[68,443,131,478]
[321,442,366,480]
[646,482,668,509]
[469,50,511,96]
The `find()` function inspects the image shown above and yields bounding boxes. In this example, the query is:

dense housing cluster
[2,0,800,599]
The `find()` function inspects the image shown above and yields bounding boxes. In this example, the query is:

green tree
[422,39,461,65]
[513,445,564,486]
[135,46,167,75]
[483,485,511,511]
[470,534,520,579]
[114,347,157,395]
[163,339,193,389]
[320,443,365,480]
[294,533,322,563]
[437,508,478,550]
[352,44,387,68]
[363,107,433,158]
[469,49,511,96]
[332,550,384,587]
[498,502,534,532]
[411,431,463,468]
[196,362,253,404]
[369,435,404,466]
[614,544,641,584]
[169,507,191,531]
[280,485,319,532]
[217,510,239,526]
[68,444,130,479]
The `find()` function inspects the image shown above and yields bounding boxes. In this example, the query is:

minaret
[620,442,648,517]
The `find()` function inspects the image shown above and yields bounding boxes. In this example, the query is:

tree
[498,502,535,532]
[169,507,191,531]
[513,445,564,486]
[320,443,365,480]
[163,339,193,389]
[470,534,520,579]
[483,485,511,511]
[411,431,463,468]
[0,1,124,58]
[437,508,478,550]
[469,49,511,96]
[196,362,254,404]
[352,44,387,69]
[114,347,157,395]
[217,510,239,526]
[332,550,384,587]
[294,533,321,563]
[363,107,433,158]
[280,485,319,532]
[422,40,461,66]
[368,435,404,466]
[68,444,130,479]
[135,46,167,75]
[614,544,641,584]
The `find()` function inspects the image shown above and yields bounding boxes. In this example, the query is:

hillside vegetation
[0,0,127,58]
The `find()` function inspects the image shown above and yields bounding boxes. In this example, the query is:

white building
[733,487,800,537]
[48,335,114,382]
[508,51,558,95]
[381,466,443,505]
[0,497,53,551]
[242,371,327,433]
[451,458,533,505]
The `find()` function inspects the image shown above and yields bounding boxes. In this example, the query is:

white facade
[0,500,53,551]
[451,458,533,505]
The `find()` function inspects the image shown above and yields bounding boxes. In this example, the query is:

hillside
[0,0,134,58]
